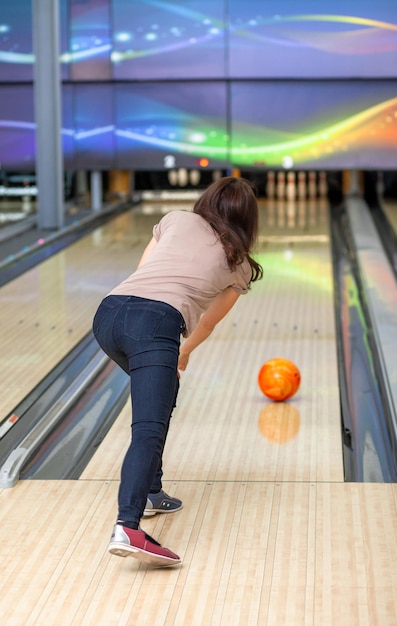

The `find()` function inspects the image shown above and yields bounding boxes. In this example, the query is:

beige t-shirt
[108,210,252,336]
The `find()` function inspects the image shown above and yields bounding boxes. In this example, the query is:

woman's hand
[178,351,190,373]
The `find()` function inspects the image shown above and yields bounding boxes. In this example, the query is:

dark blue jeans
[92,295,185,525]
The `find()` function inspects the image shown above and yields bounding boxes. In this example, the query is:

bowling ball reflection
[258,403,300,443]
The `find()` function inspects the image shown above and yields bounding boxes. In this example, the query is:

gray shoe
[143,490,183,517]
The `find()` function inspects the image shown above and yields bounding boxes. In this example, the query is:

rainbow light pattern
[1,2,397,78]
[1,82,397,169]
[231,90,397,168]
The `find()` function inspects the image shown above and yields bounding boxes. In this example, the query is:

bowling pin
[277,171,286,199]
[297,171,306,199]
[286,171,296,201]
[189,169,201,186]
[167,169,178,186]
[308,171,317,198]
[266,171,275,199]
[177,168,188,187]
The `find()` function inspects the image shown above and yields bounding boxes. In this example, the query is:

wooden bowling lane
[1,478,397,625]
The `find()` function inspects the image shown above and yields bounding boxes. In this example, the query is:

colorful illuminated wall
[230,82,397,170]
[1,0,397,170]
[228,1,397,78]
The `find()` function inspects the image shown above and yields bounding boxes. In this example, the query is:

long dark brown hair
[193,176,263,283]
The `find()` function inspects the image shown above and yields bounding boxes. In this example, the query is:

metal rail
[330,200,397,481]
[0,350,108,488]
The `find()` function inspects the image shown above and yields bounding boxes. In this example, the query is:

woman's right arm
[137,236,158,268]
[178,287,240,372]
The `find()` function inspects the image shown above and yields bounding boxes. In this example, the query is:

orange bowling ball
[258,358,301,402]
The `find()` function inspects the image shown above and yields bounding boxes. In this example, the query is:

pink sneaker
[108,524,181,567]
